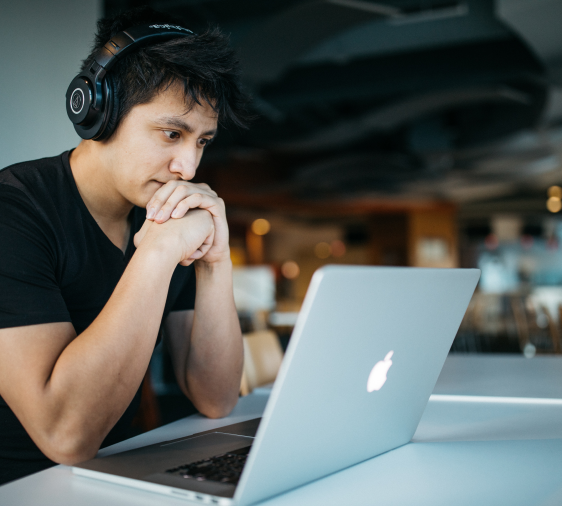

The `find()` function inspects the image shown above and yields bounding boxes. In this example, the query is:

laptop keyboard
[165,445,252,485]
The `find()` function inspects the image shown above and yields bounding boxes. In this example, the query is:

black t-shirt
[0,151,196,485]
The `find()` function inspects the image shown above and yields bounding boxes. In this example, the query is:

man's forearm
[41,245,178,463]
[18,210,214,464]
[186,259,243,418]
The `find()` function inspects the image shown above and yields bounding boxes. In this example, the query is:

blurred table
[2,354,562,506]
[435,353,562,398]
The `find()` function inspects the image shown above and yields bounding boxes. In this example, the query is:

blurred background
[3,0,562,426]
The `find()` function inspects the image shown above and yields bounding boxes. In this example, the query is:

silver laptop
[73,266,480,505]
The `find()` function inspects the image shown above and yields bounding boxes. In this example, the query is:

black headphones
[66,24,194,141]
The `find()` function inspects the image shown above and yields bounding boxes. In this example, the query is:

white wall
[0,0,101,169]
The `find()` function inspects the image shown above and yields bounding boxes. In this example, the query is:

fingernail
[156,210,164,221]
[171,209,180,218]
[147,208,155,219]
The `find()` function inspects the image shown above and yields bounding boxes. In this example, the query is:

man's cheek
[141,182,164,207]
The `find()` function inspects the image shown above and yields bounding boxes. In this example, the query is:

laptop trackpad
[158,432,252,461]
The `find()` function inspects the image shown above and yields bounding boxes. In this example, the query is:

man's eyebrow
[156,117,217,137]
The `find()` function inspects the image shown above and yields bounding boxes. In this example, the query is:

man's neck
[69,141,133,253]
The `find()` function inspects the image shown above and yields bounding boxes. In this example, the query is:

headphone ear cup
[71,74,108,140]
[95,75,119,141]
[66,76,95,126]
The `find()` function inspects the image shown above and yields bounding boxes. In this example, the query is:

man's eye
[198,137,213,147]
[164,130,180,140]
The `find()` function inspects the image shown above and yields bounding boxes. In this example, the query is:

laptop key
[166,446,252,486]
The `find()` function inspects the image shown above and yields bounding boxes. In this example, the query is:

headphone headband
[67,24,194,140]
[93,24,194,73]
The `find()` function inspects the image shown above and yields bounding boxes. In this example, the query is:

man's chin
[136,183,164,208]
[128,195,149,210]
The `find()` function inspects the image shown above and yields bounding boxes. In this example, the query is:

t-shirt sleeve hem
[0,313,72,330]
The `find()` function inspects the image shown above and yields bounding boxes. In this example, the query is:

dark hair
[80,7,249,138]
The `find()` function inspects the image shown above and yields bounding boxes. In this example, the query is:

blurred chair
[512,296,560,354]
[558,304,562,346]
[542,305,561,354]
[452,293,506,353]
[131,368,162,432]
[240,330,284,396]
[451,298,480,352]
[511,296,530,351]
[527,300,558,354]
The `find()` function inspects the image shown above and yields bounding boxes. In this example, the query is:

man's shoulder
[0,151,72,205]
[1,151,68,184]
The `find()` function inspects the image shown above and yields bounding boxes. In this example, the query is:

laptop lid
[235,266,479,506]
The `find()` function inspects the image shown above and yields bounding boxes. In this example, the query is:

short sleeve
[0,185,71,329]
[169,266,196,312]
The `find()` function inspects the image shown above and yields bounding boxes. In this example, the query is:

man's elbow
[47,443,99,466]
[198,397,238,419]
[39,430,100,466]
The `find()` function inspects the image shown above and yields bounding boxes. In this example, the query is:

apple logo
[367,351,394,392]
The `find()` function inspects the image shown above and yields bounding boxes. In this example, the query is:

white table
[2,355,562,505]
[435,354,562,398]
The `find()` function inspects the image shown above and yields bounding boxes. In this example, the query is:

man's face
[103,83,218,208]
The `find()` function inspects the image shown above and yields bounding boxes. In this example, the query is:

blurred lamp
[548,186,562,199]
[331,239,346,257]
[281,261,300,279]
[547,196,562,213]
[251,218,271,235]
[314,242,331,259]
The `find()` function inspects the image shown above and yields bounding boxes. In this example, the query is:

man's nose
[169,147,198,180]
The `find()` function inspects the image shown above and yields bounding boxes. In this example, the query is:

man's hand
[145,181,229,265]
[141,189,242,419]
[135,208,214,267]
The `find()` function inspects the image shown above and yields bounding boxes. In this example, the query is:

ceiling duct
[272,85,531,154]
[237,1,392,84]
[290,152,422,198]
[237,0,469,84]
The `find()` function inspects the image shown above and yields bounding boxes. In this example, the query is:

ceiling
[105,0,562,216]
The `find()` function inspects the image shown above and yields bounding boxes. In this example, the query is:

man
[0,7,248,485]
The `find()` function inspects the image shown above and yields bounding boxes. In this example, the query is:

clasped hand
[134,181,229,266]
